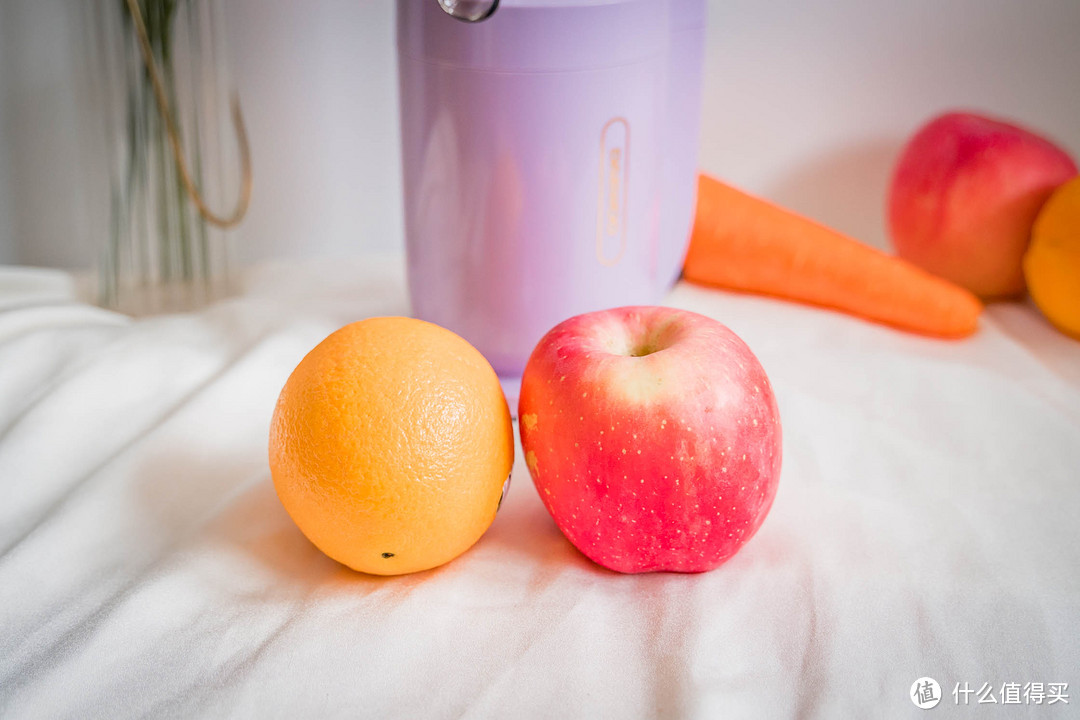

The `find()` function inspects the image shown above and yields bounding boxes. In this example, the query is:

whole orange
[1024,176,1080,339]
[269,317,514,575]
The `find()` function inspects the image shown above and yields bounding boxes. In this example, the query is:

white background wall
[0,0,89,267]
[1,0,1078,268]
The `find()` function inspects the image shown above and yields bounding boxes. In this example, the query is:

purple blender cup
[398,0,704,405]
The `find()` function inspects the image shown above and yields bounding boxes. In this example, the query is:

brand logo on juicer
[596,117,629,267]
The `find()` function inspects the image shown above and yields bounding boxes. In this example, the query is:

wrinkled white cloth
[1,257,1078,719]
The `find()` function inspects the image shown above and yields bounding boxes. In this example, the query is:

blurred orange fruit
[1024,176,1080,339]
[269,317,514,575]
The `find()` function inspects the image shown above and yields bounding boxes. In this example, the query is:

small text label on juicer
[596,117,629,267]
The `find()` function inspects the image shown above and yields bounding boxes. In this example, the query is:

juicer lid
[398,0,670,73]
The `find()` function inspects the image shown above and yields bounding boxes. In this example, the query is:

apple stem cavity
[612,316,680,358]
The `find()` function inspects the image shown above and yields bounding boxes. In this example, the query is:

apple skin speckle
[518,306,782,574]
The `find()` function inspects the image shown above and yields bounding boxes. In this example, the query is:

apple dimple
[573,307,683,360]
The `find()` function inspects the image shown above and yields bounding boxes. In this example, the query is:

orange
[1024,176,1080,339]
[269,317,514,575]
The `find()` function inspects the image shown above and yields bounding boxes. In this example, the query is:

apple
[888,111,1077,299]
[518,306,782,574]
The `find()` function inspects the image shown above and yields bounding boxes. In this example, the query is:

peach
[888,112,1077,299]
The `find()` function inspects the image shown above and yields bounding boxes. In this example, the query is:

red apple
[518,306,782,574]
[888,111,1077,299]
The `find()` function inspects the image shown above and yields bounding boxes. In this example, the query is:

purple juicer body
[397,0,706,395]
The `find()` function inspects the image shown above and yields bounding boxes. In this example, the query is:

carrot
[683,174,983,338]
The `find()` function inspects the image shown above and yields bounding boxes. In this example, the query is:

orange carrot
[683,174,983,338]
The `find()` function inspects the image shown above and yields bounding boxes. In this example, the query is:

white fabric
[1,257,1078,718]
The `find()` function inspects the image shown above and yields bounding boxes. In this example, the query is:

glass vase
[79,0,246,315]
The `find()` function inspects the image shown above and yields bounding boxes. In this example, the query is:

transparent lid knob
[436,0,499,22]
